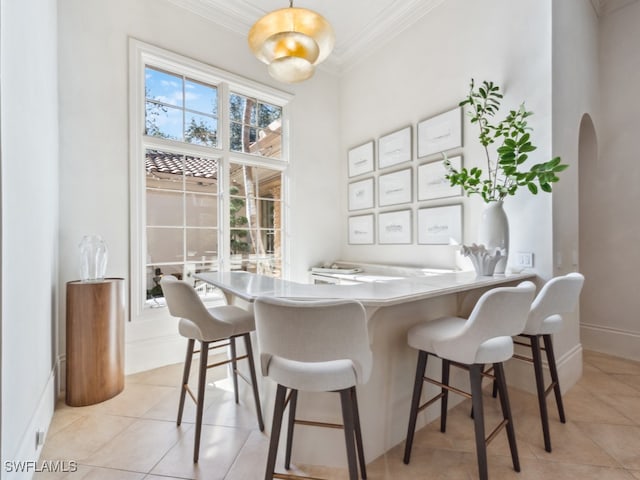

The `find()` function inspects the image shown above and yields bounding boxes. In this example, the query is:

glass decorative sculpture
[79,235,108,282]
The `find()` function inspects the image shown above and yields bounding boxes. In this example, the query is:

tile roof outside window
[145,150,218,179]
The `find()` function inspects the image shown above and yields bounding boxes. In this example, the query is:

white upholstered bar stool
[511,272,584,453]
[160,275,264,463]
[254,297,373,480]
[403,281,535,480]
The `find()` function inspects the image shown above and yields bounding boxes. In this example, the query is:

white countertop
[195,270,536,307]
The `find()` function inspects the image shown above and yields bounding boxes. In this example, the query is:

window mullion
[143,135,223,160]
[181,74,186,142]
[180,69,187,280]
[220,81,231,273]
[182,156,187,282]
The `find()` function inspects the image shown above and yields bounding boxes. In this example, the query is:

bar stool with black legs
[254,297,373,480]
[403,281,535,480]
[161,275,264,463]
[513,272,584,453]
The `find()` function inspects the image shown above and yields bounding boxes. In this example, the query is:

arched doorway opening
[577,113,597,334]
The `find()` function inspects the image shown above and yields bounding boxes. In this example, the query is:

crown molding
[591,0,639,16]
[167,0,448,74]
[333,0,447,69]
[166,0,262,35]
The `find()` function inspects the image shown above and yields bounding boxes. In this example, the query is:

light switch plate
[516,252,534,268]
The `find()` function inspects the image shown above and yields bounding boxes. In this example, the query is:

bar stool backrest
[524,272,585,334]
[161,275,234,339]
[254,297,373,385]
[433,281,536,364]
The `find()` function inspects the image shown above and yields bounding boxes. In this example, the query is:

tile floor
[35,350,640,479]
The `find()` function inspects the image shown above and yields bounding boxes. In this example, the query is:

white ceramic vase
[478,201,509,274]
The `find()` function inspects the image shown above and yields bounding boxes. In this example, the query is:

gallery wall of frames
[347,106,465,246]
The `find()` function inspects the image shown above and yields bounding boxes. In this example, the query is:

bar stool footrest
[294,419,344,429]
[544,382,557,397]
[485,418,509,445]
[423,376,472,400]
[418,391,446,413]
[273,472,326,480]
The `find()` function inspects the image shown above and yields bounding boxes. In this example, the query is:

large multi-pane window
[131,41,290,315]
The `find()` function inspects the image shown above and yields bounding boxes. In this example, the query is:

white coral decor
[461,243,505,276]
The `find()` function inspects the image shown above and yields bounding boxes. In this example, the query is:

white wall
[337,0,596,391]
[551,0,599,362]
[1,0,59,473]
[57,0,342,374]
[339,0,554,279]
[580,1,640,360]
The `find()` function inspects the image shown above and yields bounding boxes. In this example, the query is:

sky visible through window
[145,67,218,146]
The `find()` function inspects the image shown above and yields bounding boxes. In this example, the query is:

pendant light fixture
[248,1,335,84]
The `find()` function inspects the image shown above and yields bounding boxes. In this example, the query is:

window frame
[129,39,292,320]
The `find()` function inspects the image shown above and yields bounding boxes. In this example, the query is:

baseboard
[556,343,584,393]
[125,332,187,375]
[4,367,56,480]
[58,336,186,397]
[580,323,640,362]
[504,342,583,395]
[58,336,186,394]
[57,355,66,398]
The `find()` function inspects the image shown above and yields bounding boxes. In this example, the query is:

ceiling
[166,0,446,73]
[167,0,639,74]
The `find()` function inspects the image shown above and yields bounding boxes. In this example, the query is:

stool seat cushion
[408,316,514,364]
[178,305,255,342]
[408,316,465,352]
[474,336,514,364]
[265,356,357,392]
[522,313,562,336]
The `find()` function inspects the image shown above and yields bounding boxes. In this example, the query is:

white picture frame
[348,141,375,177]
[378,126,412,169]
[348,178,374,211]
[348,214,375,245]
[417,204,462,245]
[378,168,412,207]
[417,156,462,201]
[417,107,462,158]
[378,209,412,244]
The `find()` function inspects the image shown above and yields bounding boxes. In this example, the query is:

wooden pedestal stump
[66,278,125,406]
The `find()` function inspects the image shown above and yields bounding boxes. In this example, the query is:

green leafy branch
[445,79,568,203]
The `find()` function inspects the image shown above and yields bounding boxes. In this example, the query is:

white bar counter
[196,269,535,307]
[196,270,536,469]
